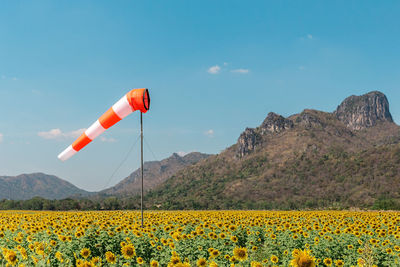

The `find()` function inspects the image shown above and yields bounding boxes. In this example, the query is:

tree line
[0,195,399,211]
[0,196,141,211]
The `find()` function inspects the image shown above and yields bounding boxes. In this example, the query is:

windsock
[58,88,150,161]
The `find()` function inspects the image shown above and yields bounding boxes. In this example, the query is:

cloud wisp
[300,33,315,41]
[0,133,3,143]
[231,68,250,74]
[100,136,117,143]
[204,129,214,138]
[207,65,221,74]
[208,63,249,75]
[38,128,85,140]
[0,75,18,81]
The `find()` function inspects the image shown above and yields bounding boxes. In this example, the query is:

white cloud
[38,129,62,139]
[223,62,229,66]
[207,65,221,74]
[204,129,214,137]
[231,68,249,74]
[0,133,3,143]
[300,34,315,41]
[68,128,86,138]
[100,136,117,142]
[0,75,19,81]
[38,128,85,140]
[298,66,305,70]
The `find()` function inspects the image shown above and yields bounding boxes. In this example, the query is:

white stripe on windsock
[85,120,106,140]
[112,95,133,119]
[57,145,77,161]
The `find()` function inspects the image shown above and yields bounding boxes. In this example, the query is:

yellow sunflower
[105,251,116,264]
[91,257,100,265]
[271,254,279,264]
[233,247,248,261]
[196,258,207,266]
[170,256,181,265]
[55,251,63,262]
[77,260,94,267]
[137,257,144,265]
[334,259,344,266]
[211,249,220,258]
[6,250,18,265]
[251,261,263,267]
[121,244,136,259]
[290,249,316,267]
[80,248,91,259]
[323,258,332,266]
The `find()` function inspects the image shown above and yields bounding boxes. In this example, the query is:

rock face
[237,128,262,158]
[237,113,293,158]
[295,110,325,129]
[335,91,393,130]
[236,91,394,158]
[260,112,294,134]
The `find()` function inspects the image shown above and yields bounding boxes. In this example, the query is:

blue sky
[1,1,400,191]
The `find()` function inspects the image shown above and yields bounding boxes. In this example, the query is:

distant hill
[144,91,400,210]
[101,152,211,196]
[0,173,90,200]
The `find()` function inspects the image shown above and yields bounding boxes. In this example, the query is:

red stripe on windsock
[58,88,150,161]
[72,133,92,151]
[127,88,148,112]
[99,107,121,129]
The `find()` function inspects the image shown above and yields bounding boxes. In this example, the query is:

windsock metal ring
[58,88,150,161]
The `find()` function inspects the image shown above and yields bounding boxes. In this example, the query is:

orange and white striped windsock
[58,88,150,161]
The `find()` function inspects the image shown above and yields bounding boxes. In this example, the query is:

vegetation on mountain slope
[144,92,400,210]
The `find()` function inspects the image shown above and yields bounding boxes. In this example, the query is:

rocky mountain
[0,173,90,200]
[101,152,210,196]
[237,112,294,158]
[144,91,400,210]
[334,91,393,130]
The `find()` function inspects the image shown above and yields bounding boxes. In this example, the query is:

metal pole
[140,112,144,228]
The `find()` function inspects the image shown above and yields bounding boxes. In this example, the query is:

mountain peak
[261,112,294,134]
[334,91,393,130]
[0,173,89,200]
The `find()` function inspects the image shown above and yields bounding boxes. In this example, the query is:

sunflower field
[0,210,399,266]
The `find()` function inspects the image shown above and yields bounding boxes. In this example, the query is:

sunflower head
[121,244,136,259]
[290,249,316,267]
[6,250,18,265]
[137,257,144,265]
[233,247,248,261]
[271,255,279,264]
[196,258,207,267]
[323,258,332,266]
[105,251,116,264]
[80,248,91,259]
